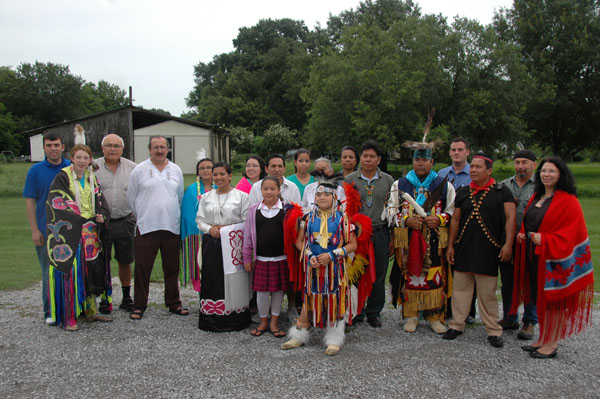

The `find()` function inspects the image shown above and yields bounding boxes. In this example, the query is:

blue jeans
[500,261,538,324]
[365,227,391,318]
[35,245,50,319]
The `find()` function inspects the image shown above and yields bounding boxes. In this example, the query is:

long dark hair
[243,155,267,179]
[533,156,577,197]
[293,148,311,173]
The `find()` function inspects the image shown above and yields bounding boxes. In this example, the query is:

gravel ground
[1,279,599,399]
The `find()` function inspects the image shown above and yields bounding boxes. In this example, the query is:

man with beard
[499,150,538,340]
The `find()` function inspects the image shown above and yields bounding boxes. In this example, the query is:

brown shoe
[518,321,535,340]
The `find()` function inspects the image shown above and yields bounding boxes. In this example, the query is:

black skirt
[198,234,250,332]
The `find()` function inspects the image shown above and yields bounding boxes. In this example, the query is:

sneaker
[45,317,56,326]
[466,315,475,324]
[518,321,535,340]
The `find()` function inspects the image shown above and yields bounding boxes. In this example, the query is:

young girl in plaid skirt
[242,176,288,337]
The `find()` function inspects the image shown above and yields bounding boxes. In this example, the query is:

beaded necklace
[196,176,216,200]
[456,187,501,248]
[364,182,375,208]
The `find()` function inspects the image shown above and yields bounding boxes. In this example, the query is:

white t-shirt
[248,177,301,206]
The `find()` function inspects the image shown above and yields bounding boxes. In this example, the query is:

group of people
[24,132,593,358]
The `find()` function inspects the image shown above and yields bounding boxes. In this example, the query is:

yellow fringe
[393,227,409,249]
[403,287,444,313]
[347,255,367,285]
[437,226,448,250]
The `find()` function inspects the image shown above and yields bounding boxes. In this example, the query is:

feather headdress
[401,108,440,157]
[310,170,344,187]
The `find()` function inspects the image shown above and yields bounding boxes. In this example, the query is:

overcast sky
[0,0,513,117]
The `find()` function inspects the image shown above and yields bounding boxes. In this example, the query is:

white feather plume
[74,124,86,146]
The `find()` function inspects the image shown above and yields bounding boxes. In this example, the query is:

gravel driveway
[1,279,598,398]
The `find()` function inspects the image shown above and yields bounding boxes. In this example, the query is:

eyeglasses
[103,144,123,149]
[198,167,212,171]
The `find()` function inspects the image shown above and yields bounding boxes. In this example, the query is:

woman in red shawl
[511,156,593,358]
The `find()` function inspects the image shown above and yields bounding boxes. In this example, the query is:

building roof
[23,105,228,136]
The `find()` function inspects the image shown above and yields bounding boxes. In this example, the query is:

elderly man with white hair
[302,157,346,213]
[95,133,137,312]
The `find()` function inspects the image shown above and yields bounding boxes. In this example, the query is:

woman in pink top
[236,155,266,194]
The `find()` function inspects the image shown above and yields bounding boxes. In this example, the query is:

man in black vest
[444,154,516,348]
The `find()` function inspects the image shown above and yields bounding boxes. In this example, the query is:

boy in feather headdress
[385,110,455,334]
[281,178,374,355]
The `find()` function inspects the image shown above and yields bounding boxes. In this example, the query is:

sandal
[130,310,144,320]
[270,329,286,338]
[251,328,267,337]
[169,307,189,316]
[65,324,79,332]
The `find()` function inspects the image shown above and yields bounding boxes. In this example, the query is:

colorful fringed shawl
[511,190,594,344]
[180,180,214,291]
[46,167,111,328]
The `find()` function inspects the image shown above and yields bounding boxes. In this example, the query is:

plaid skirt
[252,259,289,292]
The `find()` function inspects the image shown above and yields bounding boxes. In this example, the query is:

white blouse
[196,188,249,233]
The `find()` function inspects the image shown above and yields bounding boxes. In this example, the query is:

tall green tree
[4,62,85,128]
[81,80,129,114]
[443,17,531,156]
[504,0,600,159]
[303,2,451,154]
[186,18,328,134]
[0,103,19,153]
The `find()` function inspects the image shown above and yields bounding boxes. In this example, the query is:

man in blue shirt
[438,137,471,190]
[23,132,70,325]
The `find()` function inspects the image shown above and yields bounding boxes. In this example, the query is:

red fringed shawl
[284,202,304,292]
[344,182,375,318]
[511,190,594,343]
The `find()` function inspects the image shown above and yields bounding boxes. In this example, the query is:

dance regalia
[46,166,111,328]
[180,179,214,291]
[301,209,351,327]
[511,190,594,344]
[387,172,454,318]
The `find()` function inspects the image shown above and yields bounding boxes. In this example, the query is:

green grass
[2,160,599,291]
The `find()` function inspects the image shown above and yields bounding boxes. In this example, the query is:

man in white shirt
[127,136,187,319]
[248,154,301,206]
[95,133,137,312]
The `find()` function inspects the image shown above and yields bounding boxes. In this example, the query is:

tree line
[185,0,600,162]
[1,0,598,162]
[0,62,131,154]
